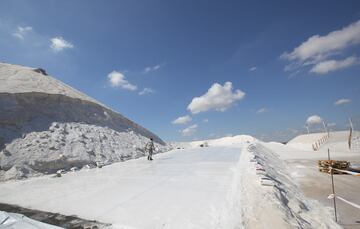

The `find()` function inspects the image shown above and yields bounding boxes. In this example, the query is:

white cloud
[334,98,351,106]
[144,64,161,73]
[139,88,155,95]
[249,66,257,71]
[107,71,137,91]
[13,26,32,39]
[180,124,198,136]
[327,122,336,127]
[310,56,358,74]
[282,20,360,62]
[172,115,192,125]
[203,119,209,123]
[187,82,245,114]
[306,115,323,125]
[256,107,268,114]
[281,20,360,74]
[50,36,74,51]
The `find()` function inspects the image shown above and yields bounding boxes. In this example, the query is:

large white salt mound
[0,62,164,145]
[0,62,167,180]
[0,62,99,104]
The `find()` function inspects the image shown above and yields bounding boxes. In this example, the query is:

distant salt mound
[287,131,351,152]
[190,135,257,148]
[0,62,167,180]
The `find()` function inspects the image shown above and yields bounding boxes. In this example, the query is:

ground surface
[287,158,360,229]
[0,146,242,228]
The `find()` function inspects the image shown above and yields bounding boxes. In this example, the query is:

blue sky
[1,0,360,142]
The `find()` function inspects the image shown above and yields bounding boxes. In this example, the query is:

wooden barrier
[312,134,330,151]
[318,160,350,174]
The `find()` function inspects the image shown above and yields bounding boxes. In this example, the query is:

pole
[323,121,329,136]
[349,118,354,131]
[349,118,353,150]
[328,148,338,222]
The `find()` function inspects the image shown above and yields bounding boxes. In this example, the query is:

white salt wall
[0,122,171,181]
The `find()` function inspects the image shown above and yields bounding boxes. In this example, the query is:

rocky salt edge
[0,122,171,181]
[239,142,341,228]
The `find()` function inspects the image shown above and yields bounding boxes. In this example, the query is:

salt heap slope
[0,62,166,180]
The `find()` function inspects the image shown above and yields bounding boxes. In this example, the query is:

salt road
[0,146,243,228]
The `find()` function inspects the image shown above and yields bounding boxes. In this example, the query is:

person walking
[145,138,155,160]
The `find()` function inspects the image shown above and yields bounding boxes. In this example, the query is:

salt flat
[0,146,242,229]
